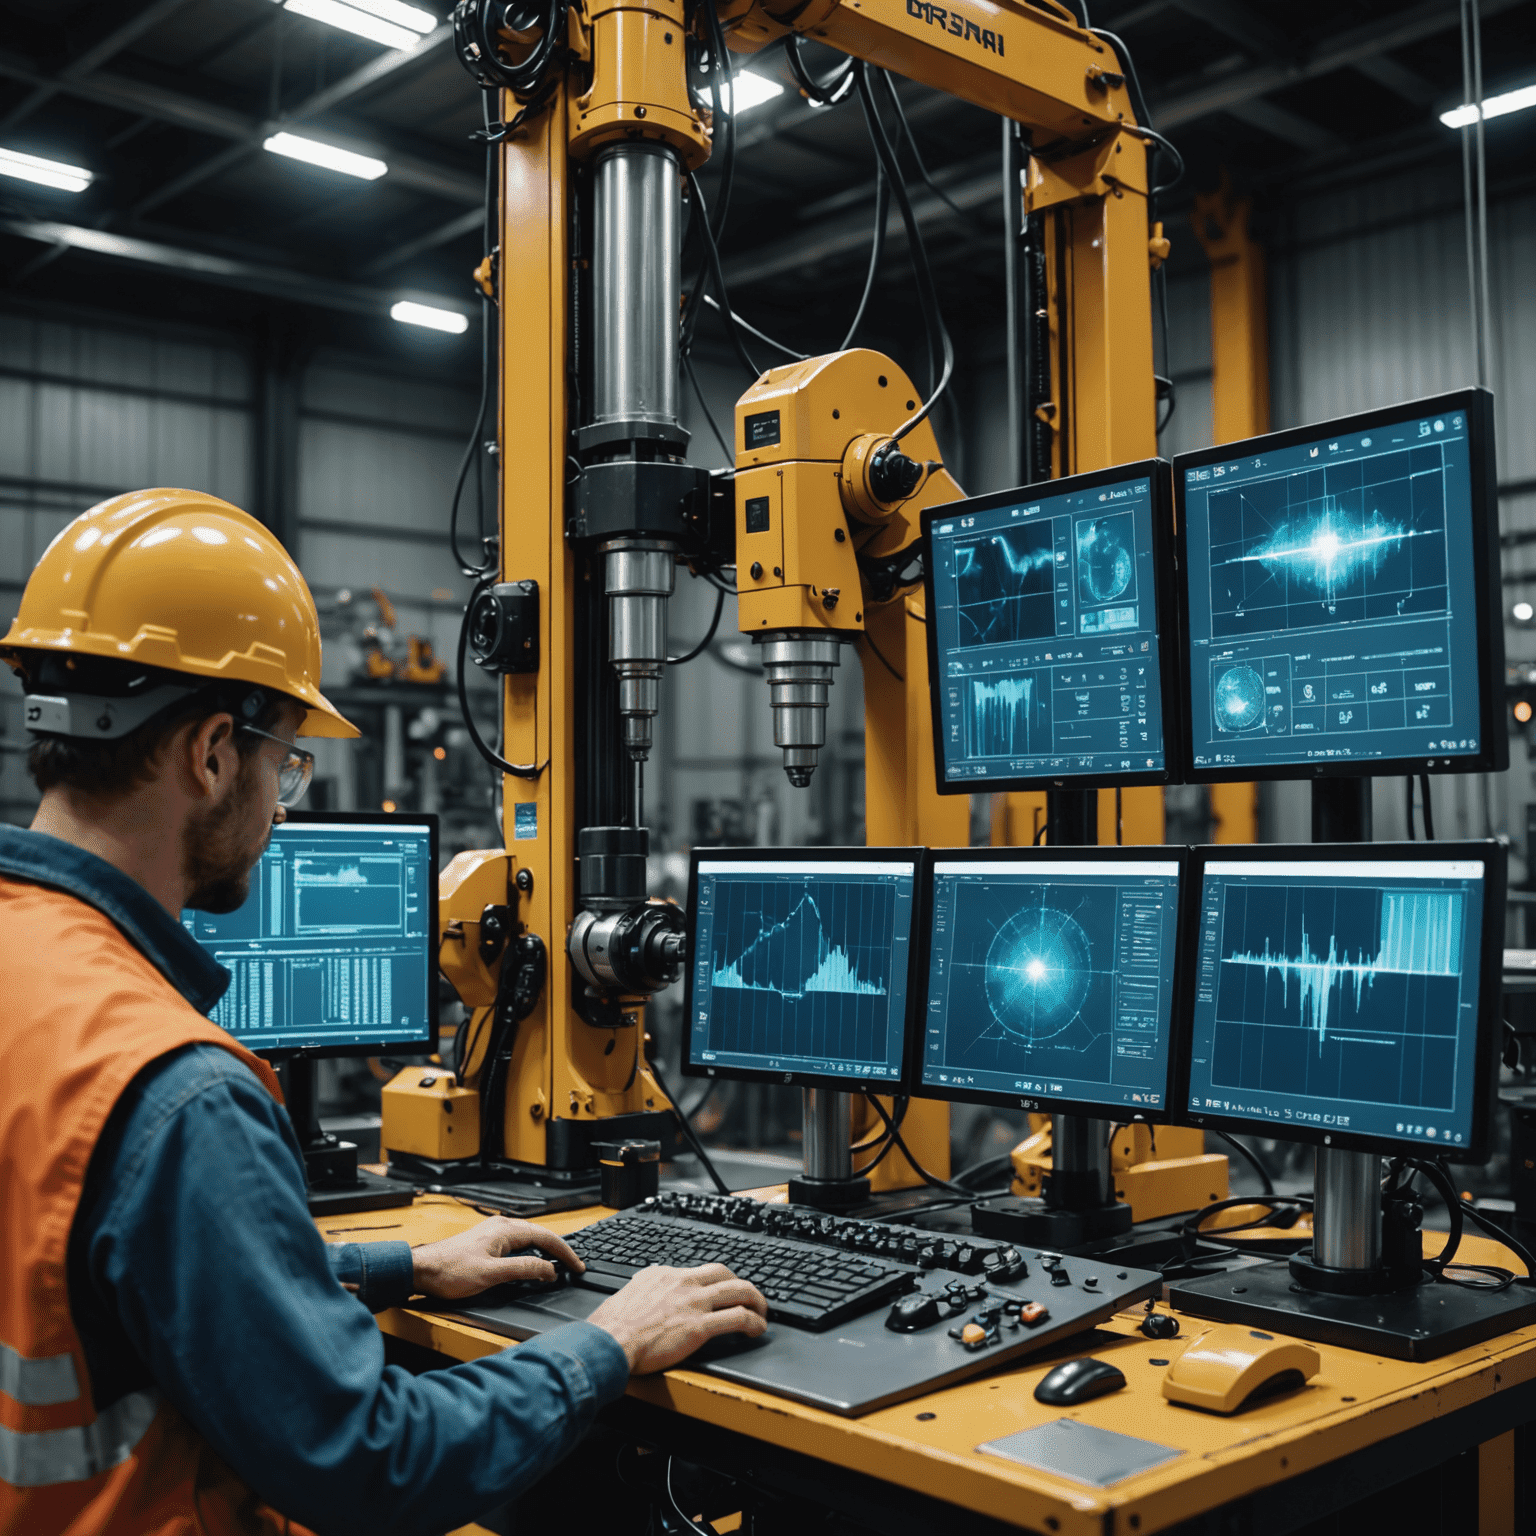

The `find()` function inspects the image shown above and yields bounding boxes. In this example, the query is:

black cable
[853,62,954,439]
[1115,786,1123,846]
[709,643,761,677]
[880,71,977,229]
[701,0,738,238]
[668,584,725,665]
[1411,1157,1536,1287]
[784,33,856,106]
[1420,773,1436,839]
[687,173,761,380]
[840,161,889,351]
[1212,1130,1274,1197]
[862,628,903,683]
[1406,775,1417,839]
[457,578,544,779]
[863,1092,969,1195]
[852,1094,908,1153]
[700,294,805,360]
[649,1055,731,1195]
[683,354,733,462]
[1154,264,1177,435]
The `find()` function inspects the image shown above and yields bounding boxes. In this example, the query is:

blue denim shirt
[0,825,630,1536]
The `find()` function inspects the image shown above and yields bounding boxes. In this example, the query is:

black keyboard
[559,1191,1028,1332]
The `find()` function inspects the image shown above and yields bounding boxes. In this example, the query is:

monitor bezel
[680,844,927,1093]
[1174,838,1506,1164]
[209,809,441,1061]
[1172,388,1507,785]
[907,843,1193,1123]
[920,458,1184,795]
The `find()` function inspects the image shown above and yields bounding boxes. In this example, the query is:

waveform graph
[1206,443,1449,640]
[292,854,404,933]
[1076,512,1137,608]
[938,881,1119,1084]
[706,878,896,1068]
[1210,881,1465,1114]
[967,671,1051,758]
[955,522,1059,647]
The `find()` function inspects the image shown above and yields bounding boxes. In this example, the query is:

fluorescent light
[727,70,785,114]
[281,0,423,50]
[263,131,387,181]
[0,147,92,193]
[330,0,435,32]
[1441,82,1536,129]
[391,300,468,333]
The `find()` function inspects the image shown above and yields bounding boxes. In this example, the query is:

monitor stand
[969,790,1133,1251]
[787,1089,871,1211]
[1169,777,1536,1358]
[281,1055,414,1217]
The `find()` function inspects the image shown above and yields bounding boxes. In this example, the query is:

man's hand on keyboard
[588,1263,768,1374]
[411,1216,585,1299]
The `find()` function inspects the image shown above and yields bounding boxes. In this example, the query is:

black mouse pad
[978,1418,1183,1486]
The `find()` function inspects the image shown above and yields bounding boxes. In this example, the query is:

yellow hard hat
[2,488,359,739]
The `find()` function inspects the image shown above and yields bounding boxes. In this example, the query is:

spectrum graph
[955,524,1058,646]
[711,891,885,999]
[1210,882,1464,1111]
[968,674,1049,758]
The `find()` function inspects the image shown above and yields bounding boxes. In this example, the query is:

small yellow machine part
[1161,1326,1320,1415]
[382,1066,482,1162]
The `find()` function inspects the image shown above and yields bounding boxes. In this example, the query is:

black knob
[750,561,764,580]
[868,443,924,504]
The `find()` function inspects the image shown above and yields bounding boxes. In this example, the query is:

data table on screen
[1185,858,1487,1151]
[182,820,434,1053]
[919,858,1182,1114]
[685,858,916,1086]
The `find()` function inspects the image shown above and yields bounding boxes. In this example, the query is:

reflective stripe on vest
[0,1340,80,1406]
[0,1389,158,1487]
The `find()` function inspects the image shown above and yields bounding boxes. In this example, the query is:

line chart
[711,890,885,999]
[955,524,1059,647]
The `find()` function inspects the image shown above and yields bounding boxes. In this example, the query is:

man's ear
[185,713,240,802]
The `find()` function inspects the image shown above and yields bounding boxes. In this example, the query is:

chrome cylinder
[802,1088,854,1183]
[592,142,681,431]
[603,540,674,762]
[1052,1114,1111,1202]
[756,633,842,788]
[1313,1146,1382,1271]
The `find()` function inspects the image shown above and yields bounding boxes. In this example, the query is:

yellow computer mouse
[1161,1325,1320,1414]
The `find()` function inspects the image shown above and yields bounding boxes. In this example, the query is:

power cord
[862,1091,969,1195]
[456,575,545,780]
[668,583,725,665]
[1211,1130,1275,1197]
[648,1054,732,1195]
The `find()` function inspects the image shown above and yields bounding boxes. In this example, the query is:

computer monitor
[1174,389,1506,781]
[921,460,1181,792]
[1179,840,1506,1160]
[913,846,1188,1119]
[681,848,923,1091]
[181,811,439,1056]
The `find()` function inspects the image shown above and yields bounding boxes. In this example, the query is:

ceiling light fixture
[727,70,785,114]
[263,131,388,180]
[391,300,469,333]
[280,0,432,51]
[1441,82,1536,129]
[0,147,93,193]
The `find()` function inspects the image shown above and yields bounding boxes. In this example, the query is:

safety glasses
[240,724,315,807]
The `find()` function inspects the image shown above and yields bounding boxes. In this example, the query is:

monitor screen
[182,813,438,1055]
[1176,389,1505,780]
[681,850,921,1090]
[1182,844,1504,1159]
[915,850,1186,1117]
[922,461,1178,792]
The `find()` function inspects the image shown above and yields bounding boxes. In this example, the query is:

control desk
[320,1190,1536,1534]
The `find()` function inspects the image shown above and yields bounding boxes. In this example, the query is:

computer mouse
[1033,1356,1127,1405]
[1161,1327,1320,1415]
[886,1292,942,1332]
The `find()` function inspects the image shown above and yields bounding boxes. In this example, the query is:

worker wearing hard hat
[0,489,765,1536]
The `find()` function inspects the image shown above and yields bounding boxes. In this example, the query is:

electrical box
[381,1065,481,1162]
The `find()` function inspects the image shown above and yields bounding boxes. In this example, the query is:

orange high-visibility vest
[0,875,313,1535]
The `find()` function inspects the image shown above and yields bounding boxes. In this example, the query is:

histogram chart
[927,472,1169,785]
[1186,861,1487,1148]
[922,861,1180,1110]
[1180,407,1486,771]
[293,855,404,932]
[688,860,915,1084]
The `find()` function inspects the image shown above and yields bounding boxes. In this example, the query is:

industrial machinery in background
[378,0,1230,1208]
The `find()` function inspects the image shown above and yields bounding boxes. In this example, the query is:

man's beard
[184,761,270,913]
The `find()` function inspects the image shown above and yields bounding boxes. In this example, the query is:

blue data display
[182,820,433,1051]
[689,859,916,1083]
[928,475,1165,783]
[921,860,1181,1110]
[1181,407,1483,770]
[1186,859,1487,1150]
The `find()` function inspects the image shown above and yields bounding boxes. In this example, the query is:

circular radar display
[984,905,1093,1044]
[1214,664,1265,732]
[1077,517,1133,605]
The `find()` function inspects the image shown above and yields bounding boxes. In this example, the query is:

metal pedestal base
[970,1194,1133,1251]
[788,1175,871,1213]
[306,1168,415,1217]
[1169,1260,1536,1361]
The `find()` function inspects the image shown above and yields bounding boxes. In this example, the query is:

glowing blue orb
[1214,665,1265,732]
[984,904,1092,1043]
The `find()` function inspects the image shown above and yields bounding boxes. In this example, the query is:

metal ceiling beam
[1352,54,1439,108]
[1152,0,1523,129]
[360,208,483,278]
[1166,0,1296,64]
[1224,97,1344,153]
[0,216,474,323]
[0,0,195,136]
[132,21,459,215]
